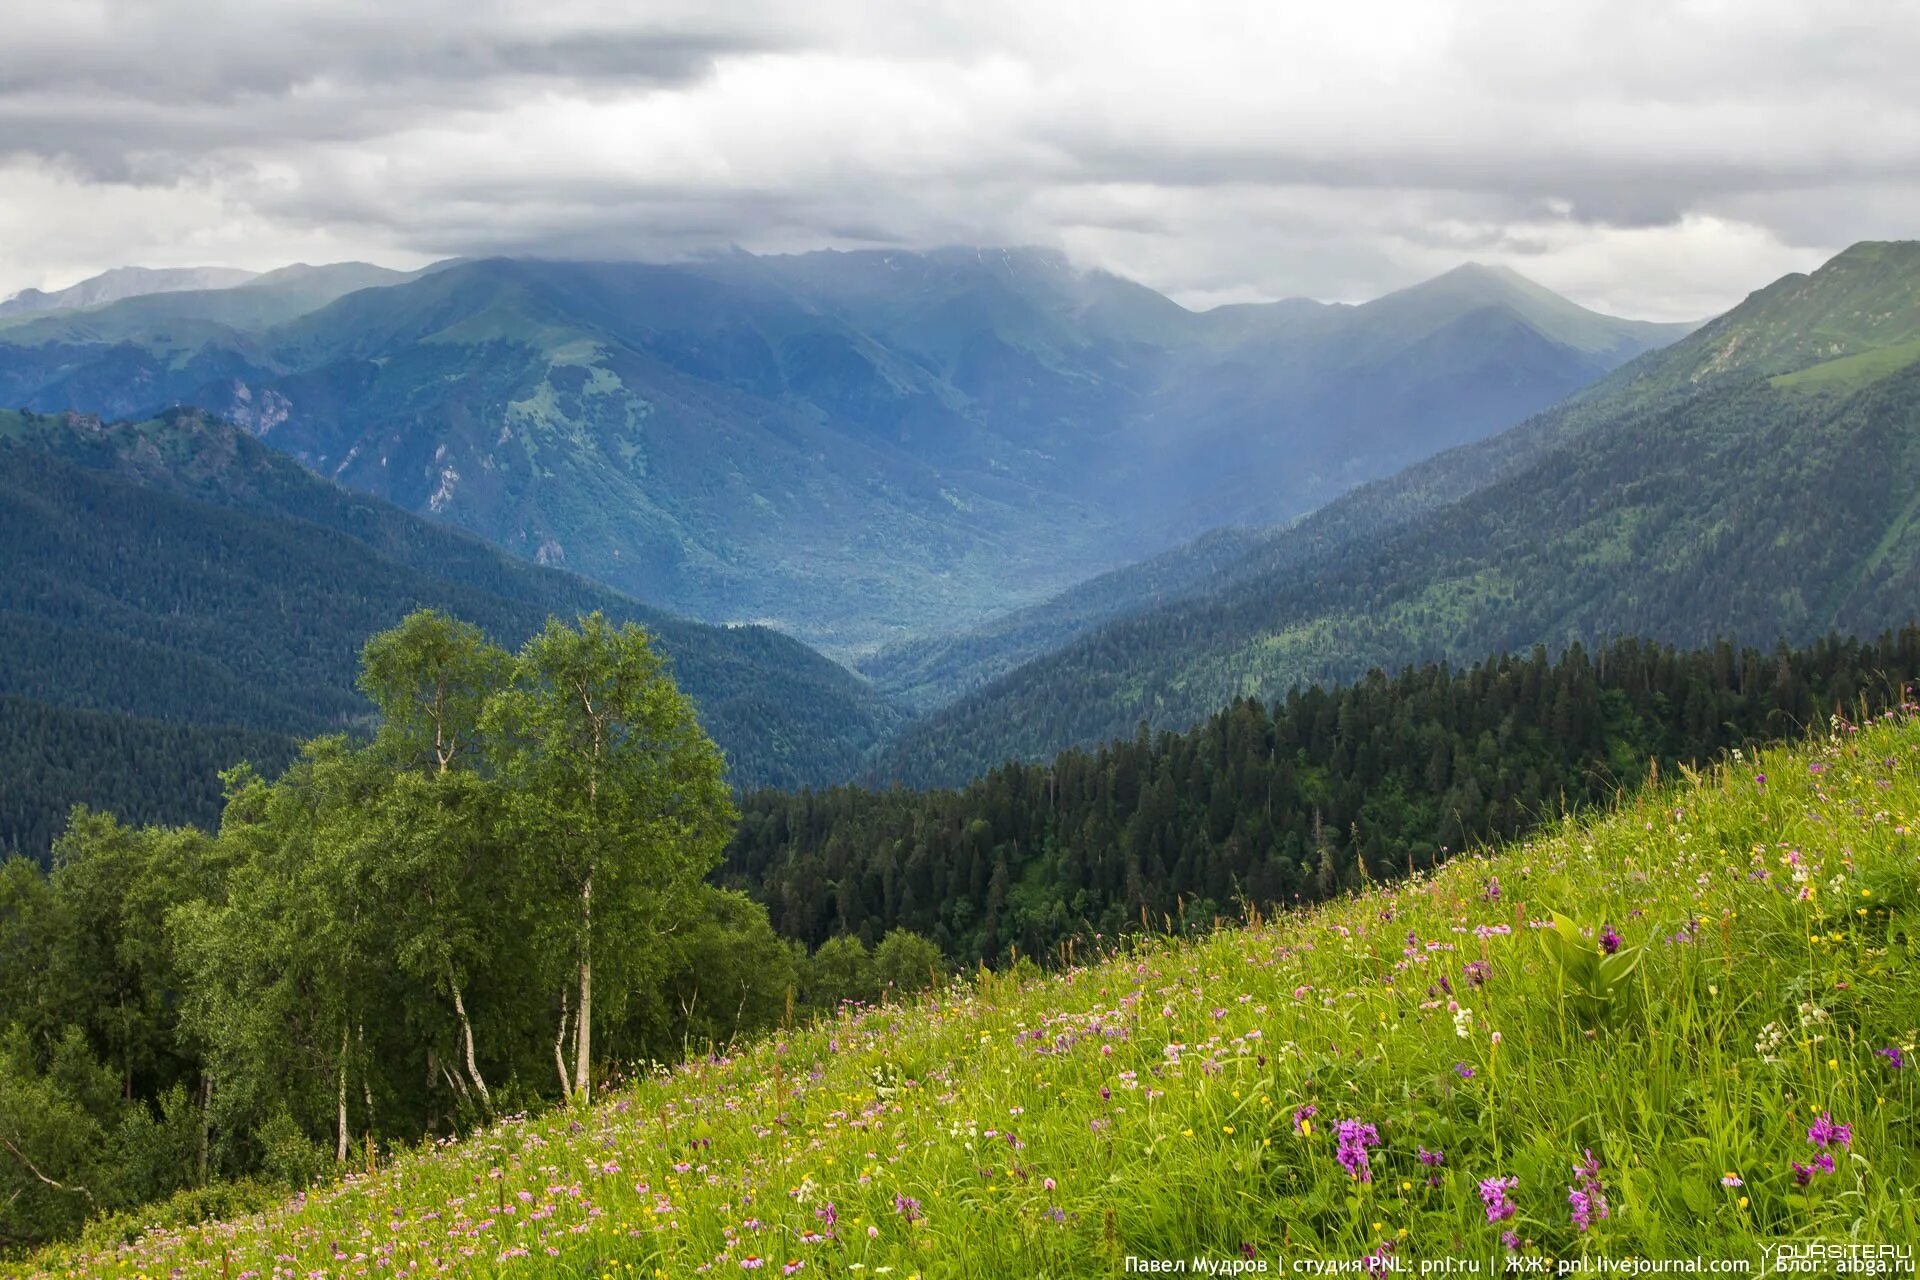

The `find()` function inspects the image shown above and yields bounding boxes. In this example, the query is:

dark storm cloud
[2,0,1918,320]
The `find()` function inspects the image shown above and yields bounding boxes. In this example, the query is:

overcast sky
[1,0,1917,321]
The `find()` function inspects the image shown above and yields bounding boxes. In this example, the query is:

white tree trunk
[450,976,492,1112]
[553,986,573,1102]
[336,1024,350,1163]
[573,872,593,1104]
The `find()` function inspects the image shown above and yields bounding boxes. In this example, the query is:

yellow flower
[1737,1196,1749,1209]
[1223,1125,1235,1135]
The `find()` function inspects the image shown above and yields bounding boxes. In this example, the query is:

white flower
[1452,1006,1475,1038]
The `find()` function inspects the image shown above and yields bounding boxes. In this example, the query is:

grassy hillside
[877,242,1920,784]
[20,717,1918,1274]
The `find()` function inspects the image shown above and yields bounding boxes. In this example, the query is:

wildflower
[816,1203,838,1229]
[1335,1119,1382,1183]
[1567,1150,1608,1232]
[1293,1104,1318,1136]
[740,1259,765,1272]
[1479,1176,1518,1223]
[1877,1047,1907,1069]
[1500,1231,1521,1252]
[783,1263,806,1276]
[892,1194,922,1224]
[1807,1113,1852,1149]
[1453,1062,1475,1079]
[1453,1006,1475,1038]
[1463,960,1491,987]
[1599,926,1622,955]
[1418,1148,1445,1167]
[1720,1174,1743,1188]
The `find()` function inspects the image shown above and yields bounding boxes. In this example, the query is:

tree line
[0,610,939,1251]
[725,630,1920,965]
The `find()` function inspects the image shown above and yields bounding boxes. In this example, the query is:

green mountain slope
[0,409,904,809]
[23,720,1920,1273]
[875,241,1920,784]
[0,250,1686,656]
[0,697,297,860]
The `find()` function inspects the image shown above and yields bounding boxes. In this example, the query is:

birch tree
[356,611,519,1116]
[486,614,734,1105]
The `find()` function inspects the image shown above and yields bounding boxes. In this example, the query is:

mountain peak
[0,265,259,319]
[1358,260,1688,357]
[1629,239,1920,389]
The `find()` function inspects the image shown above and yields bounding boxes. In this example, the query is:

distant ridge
[0,247,1691,655]
[0,264,258,318]
[871,239,1920,784]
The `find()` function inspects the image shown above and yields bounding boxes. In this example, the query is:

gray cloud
[2,0,1917,320]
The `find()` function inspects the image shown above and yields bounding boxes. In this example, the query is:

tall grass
[18,718,1920,1278]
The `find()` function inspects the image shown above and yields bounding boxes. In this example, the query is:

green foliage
[806,936,878,1010]
[872,929,946,999]
[736,631,1920,964]
[23,719,1920,1274]
[0,612,803,1252]
[255,1112,329,1192]
[1537,912,1645,1028]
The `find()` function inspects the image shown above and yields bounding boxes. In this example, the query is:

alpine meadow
[3,3,1920,1276]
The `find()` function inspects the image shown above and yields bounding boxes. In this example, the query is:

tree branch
[1,1137,96,1206]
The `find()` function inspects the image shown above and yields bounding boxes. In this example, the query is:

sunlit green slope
[22,716,1919,1275]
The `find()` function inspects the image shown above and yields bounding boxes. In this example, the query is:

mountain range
[871,240,1920,784]
[0,405,903,854]
[17,240,1920,826]
[0,249,1685,656]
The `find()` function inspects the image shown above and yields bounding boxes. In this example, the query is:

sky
[1,0,1917,321]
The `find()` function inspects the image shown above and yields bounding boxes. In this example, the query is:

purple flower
[1599,926,1622,955]
[1463,960,1492,987]
[1292,1104,1318,1134]
[1877,1047,1907,1070]
[1500,1231,1521,1252]
[892,1194,922,1224]
[1479,1176,1519,1223]
[1453,1062,1476,1079]
[1335,1119,1382,1183]
[1568,1150,1608,1232]
[1807,1112,1852,1149]
[1417,1148,1445,1167]
[815,1202,837,1229]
